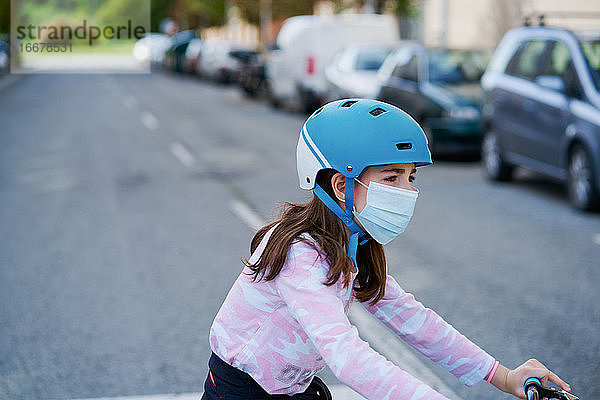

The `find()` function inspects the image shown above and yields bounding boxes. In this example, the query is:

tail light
[307,55,315,75]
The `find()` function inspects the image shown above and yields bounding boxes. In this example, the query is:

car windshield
[580,39,600,92]
[428,50,488,84]
[354,48,392,71]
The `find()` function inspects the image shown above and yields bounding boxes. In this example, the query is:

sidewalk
[12,53,148,74]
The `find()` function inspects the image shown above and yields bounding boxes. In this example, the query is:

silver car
[324,44,394,101]
[481,25,600,211]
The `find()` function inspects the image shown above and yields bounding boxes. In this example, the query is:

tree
[96,0,149,27]
[390,0,420,17]
[0,0,9,33]
[151,0,172,31]
[332,0,419,16]
[235,0,317,25]
[179,0,226,29]
[145,0,421,32]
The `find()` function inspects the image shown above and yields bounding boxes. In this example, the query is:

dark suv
[481,26,600,211]
[377,43,490,156]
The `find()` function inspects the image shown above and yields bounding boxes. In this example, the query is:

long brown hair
[243,169,387,306]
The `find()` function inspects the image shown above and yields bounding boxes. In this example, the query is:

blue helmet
[297,98,432,190]
[296,99,432,266]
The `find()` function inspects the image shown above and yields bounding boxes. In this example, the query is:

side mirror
[535,75,565,93]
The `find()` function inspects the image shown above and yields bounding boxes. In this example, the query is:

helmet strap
[313,180,367,269]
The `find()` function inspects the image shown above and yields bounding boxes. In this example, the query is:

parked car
[0,39,9,75]
[198,40,255,83]
[237,50,268,97]
[183,38,203,74]
[163,30,196,73]
[481,26,600,211]
[228,49,259,83]
[377,43,490,156]
[267,14,399,113]
[133,33,172,68]
[324,43,395,101]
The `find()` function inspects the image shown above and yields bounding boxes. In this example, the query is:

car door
[494,39,549,160]
[527,40,573,171]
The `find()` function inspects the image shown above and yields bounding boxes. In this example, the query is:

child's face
[353,163,417,213]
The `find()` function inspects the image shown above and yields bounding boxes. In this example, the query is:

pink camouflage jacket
[209,226,496,399]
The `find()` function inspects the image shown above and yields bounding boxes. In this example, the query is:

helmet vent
[369,107,387,116]
[341,100,358,108]
[396,142,413,150]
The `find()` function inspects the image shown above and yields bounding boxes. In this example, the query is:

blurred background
[1,1,599,399]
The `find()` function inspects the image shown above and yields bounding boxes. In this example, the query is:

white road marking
[329,384,365,399]
[593,233,600,246]
[348,306,462,399]
[140,111,159,130]
[17,167,81,194]
[170,142,196,168]
[229,199,264,231]
[123,95,137,109]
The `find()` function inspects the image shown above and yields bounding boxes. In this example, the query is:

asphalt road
[0,72,599,400]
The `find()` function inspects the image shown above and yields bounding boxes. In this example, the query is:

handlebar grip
[524,377,542,395]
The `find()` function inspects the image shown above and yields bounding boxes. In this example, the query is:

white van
[266,14,399,113]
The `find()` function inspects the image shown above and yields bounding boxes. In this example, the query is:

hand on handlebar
[506,359,571,399]
[524,377,579,400]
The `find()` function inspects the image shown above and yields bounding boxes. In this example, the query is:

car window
[428,50,486,83]
[539,41,584,99]
[392,54,418,81]
[505,39,548,80]
[354,48,392,71]
[580,39,600,92]
[542,41,571,76]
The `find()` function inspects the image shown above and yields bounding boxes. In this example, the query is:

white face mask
[352,179,419,245]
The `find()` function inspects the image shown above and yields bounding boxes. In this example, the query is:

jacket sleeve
[363,274,495,387]
[275,241,449,400]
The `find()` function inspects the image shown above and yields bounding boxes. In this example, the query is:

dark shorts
[201,352,332,400]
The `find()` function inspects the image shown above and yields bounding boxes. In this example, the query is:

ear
[330,172,346,203]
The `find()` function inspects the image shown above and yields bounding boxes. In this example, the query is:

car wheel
[298,88,320,115]
[269,93,282,108]
[482,129,513,181]
[568,144,600,211]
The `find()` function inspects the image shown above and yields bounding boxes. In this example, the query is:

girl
[202,99,571,399]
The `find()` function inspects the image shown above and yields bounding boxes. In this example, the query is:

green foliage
[392,0,420,17]
[1,0,421,35]
[7,0,153,31]
[150,0,420,31]
[272,0,317,19]
[21,0,100,22]
[150,0,172,31]
[0,0,9,33]
[328,0,420,16]
[236,0,317,25]
[186,0,226,28]
[95,0,149,27]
